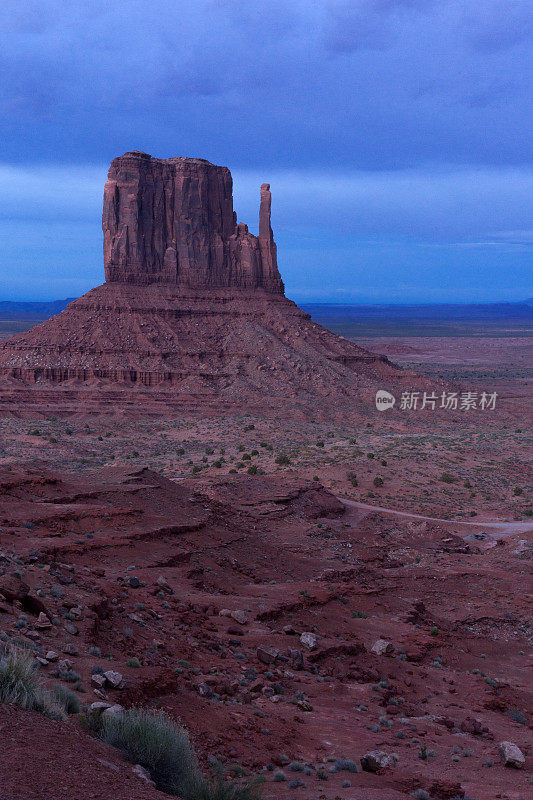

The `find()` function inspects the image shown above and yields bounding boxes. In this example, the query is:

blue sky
[0,1,531,302]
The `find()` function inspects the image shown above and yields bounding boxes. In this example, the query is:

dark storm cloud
[0,0,530,168]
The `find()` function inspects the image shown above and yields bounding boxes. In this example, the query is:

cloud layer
[0,1,531,168]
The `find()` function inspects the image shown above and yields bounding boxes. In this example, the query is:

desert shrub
[55,667,81,683]
[125,657,141,668]
[0,647,39,708]
[439,472,455,483]
[275,454,290,466]
[0,647,65,720]
[188,774,264,800]
[53,683,80,714]
[513,487,523,496]
[315,441,324,447]
[100,707,261,799]
[373,476,384,487]
[507,708,527,725]
[100,708,198,795]
[347,471,358,487]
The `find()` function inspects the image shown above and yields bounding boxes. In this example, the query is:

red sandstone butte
[0,152,424,416]
[102,152,284,293]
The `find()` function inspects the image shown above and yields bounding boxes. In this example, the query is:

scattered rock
[103,670,125,689]
[91,673,106,690]
[132,764,156,787]
[156,575,173,594]
[0,574,29,603]
[101,704,124,720]
[63,621,79,636]
[257,646,279,665]
[299,632,318,650]
[45,651,59,662]
[360,751,396,773]
[89,702,112,715]
[371,638,394,656]
[229,609,247,625]
[498,741,525,768]
[197,682,213,698]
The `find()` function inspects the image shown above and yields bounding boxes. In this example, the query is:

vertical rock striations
[103,151,284,293]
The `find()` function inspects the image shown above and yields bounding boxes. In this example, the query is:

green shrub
[125,657,141,668]
[53,683,81,714]
[100,708,198,795]
[100,707,262,799]
[0,647,65,720]
[0,647,39,708]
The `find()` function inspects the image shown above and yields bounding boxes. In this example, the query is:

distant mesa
[0,152,412,417]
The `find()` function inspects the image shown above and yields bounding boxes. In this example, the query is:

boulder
[45,651,59,662]
[91,673,106,690]
[360,751,396,773]
[103,670,125,689]
[256,646,279,665]
[498,741,525,768]
[371,639,394,656]
[0,574,29,603]
[229,609,247,625]
[300,632,318,650]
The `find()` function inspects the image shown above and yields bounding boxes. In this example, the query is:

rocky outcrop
[103,151,284,293]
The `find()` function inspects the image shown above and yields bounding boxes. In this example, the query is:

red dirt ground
[0,464,530,799]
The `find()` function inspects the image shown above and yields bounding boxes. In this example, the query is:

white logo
[375,390,396,411]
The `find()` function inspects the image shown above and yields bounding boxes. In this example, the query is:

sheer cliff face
[103,151,284,293]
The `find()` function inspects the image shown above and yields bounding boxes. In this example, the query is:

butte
[0,151,416,418]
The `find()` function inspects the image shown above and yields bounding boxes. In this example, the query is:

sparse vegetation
[0,647,65,720]
[99,707,198,795]
[53,683,81,714]
[439,472,456,483]
[98,707,263,799]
